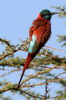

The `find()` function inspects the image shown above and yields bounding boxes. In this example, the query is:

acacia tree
[0,7,66,100]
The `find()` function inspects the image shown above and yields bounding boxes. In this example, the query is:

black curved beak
[51,12,60,15]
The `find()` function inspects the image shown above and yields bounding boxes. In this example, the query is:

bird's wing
[28,25,45,53]
[28,18,51,53]
[29,26,36,41]
[29,18,44,41]
[29,18,46,42]
[28,25,39,53]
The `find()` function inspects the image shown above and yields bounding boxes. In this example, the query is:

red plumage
[17,12,51,87]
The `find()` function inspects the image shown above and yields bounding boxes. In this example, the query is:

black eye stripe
[44,14,51,16]
[41,14,51,16]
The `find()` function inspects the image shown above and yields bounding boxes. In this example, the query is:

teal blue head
[40,9,59,20]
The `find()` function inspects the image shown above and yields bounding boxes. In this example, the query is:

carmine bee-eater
[18,9,59,87]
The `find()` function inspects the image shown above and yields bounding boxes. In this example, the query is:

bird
[17,9,59,87]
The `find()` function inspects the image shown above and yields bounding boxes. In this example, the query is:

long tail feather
[17,45,43,87]
[17,53,36,87]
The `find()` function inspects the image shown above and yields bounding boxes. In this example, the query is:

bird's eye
[44,14,50,16]
[41,14,50,17]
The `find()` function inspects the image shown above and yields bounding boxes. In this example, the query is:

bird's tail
[17,53,36,87]
[24,53,36,71]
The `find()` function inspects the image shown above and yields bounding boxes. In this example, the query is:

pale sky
[0,0,66,100]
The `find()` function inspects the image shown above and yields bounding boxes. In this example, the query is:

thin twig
[20,69,50,85]
[20,66,66,86]
[0,68,22,78]
[55,71,66,78]
[45,45,66,53]
[17,89,42,99]
[22,77,66,88]
[44,75,48,100]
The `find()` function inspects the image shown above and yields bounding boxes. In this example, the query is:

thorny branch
[17,89,43,99]
[0,38,13,50]
[21,77,66,88]
[20,66,66,86]
[0,38,66,99]
[0,84,43,99]
[0,38,66,61]
[0,76,66,99]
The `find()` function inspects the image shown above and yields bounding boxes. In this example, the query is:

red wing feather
[29,26,36,41]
